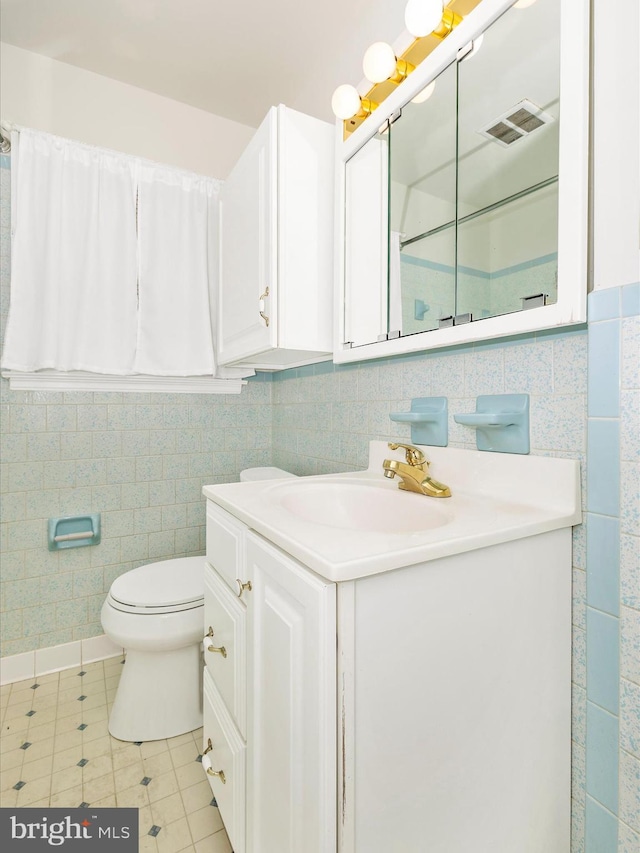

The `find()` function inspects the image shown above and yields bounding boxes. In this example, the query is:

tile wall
[0,158,272,657]
[585,284,640,851]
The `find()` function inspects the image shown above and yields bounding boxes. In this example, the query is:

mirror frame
[334,0,589,363]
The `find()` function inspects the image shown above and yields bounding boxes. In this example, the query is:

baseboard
[0,635,124,685]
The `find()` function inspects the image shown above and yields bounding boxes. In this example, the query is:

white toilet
[101,465,295,742]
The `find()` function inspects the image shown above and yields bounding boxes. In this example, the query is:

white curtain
[134,165,220,375]
[2,130,138,373]
[2,129,224,377]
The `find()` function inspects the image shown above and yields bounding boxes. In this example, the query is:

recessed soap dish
[453,394,530,454]
[389,397,448,447]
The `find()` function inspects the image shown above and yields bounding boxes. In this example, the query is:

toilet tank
[240,466,297,482]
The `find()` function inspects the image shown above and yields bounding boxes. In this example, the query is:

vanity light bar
[333,0,478,137]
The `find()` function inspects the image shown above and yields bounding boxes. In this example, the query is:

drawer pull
[203,630,227,658]
[202,753,226,784]
[236,579,252,598]
[207,644,227,658]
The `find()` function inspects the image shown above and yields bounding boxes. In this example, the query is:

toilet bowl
[101,556,205,742]
[101,466,297,742]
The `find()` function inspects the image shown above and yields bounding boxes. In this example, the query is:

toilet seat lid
[109,557,204,610]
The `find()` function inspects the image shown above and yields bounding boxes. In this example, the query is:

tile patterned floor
[0,656,233,853]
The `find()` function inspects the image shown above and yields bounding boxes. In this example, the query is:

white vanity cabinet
[217,104,334,371]
[203,502,572,852]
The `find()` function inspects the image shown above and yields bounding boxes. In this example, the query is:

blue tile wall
[587,419,621,518]
[587,702,620,814]
[587,514,620,616]
[586,797,620,852]
[588,320,620,417]
[587,608,620,714]
[585,284,640,850]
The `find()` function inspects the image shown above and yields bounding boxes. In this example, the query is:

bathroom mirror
[389,60,458,336]
[336,0,588,362]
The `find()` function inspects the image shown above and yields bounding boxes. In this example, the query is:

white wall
[591,0,640,289]
[0,43,254,178]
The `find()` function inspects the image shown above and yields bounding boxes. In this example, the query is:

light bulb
[514,0,538,7]
[411,80,436,104]
[404,0,444,38]
[331,84,362,120]
[363,42,397,84]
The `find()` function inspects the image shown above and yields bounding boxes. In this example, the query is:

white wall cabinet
[217,104,334,371]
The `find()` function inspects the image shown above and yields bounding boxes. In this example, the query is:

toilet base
[108,644,203,742]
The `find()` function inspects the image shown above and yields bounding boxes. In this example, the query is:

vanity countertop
[203,442,581,583]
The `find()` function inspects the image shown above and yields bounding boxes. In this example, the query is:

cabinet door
[245,532,336,853]
[218,107,277,365]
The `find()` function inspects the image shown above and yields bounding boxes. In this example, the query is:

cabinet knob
[236,579,252,599]
[259,287,270,327]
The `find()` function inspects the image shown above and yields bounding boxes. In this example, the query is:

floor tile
[50,784,83,808]
[141,739,169,759]
[187,804,224,842]
[194,829,232,853]
[82,753,114,783]
[175,760,205,791]
[155,816,193,853]
[116,782,151,809]
[0,660,231,850]
[181,780,215,815]
[151,792,187,826]
[148,770,181,804]
[114,759,146,790]
[143,750,174,778]
[82,773,116,803]
[170,741,201,769]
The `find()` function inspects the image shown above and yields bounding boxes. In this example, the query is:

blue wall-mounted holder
[48,514,101,551]
[453,394,530,454]
[389,397,448,447]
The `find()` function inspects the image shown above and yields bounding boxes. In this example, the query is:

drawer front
[203,669,246,853]
[206,500,246,592]
[204,561,247,736]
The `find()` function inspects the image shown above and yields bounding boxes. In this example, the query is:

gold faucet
[382,442,452,498]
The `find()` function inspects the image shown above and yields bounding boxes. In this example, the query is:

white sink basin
[203,442,581,582]
[271,479,452,534]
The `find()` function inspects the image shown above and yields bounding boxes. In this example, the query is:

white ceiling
[0,0,408,127]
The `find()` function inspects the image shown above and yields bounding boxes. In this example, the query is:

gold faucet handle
[387,442,426,467]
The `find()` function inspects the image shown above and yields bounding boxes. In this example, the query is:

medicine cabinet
[336,0,589,363]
